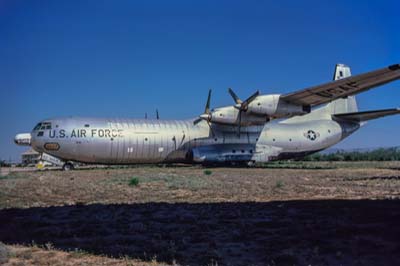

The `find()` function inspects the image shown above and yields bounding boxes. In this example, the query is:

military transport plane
[15,63,400,170]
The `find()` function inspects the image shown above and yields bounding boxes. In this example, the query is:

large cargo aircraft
[15,64,400,170]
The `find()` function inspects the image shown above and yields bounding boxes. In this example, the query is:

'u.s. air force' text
[49,129,124,139]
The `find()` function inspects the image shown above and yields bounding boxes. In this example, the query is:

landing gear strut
[62,162,74,171]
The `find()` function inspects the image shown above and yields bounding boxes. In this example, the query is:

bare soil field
[0,162,400,265]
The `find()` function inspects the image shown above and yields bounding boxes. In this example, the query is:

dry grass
[1,162,400,209]
[3,244,171,266]
[0,162,400,265]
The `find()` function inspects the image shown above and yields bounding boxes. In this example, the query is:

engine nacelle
[247,94,310,118]
[208,106,238,125]
[207,106,266,126]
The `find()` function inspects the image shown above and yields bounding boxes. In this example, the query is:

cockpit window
[37,122,52,130]
[34,123,42,130]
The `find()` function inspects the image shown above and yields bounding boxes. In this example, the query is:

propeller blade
[241,90,260,110]
[194,89,213,125]
[207,121,215,137]
[205,89,212,114]
[193,118,203,125]
[228,88,242,104]
[237,110,242,137]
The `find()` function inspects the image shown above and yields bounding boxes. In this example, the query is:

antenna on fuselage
[145,113,148,119]
[156,109,160,120]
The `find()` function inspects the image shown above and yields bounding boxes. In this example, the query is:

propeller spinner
[194,89,212,124]
[194,89,215,136]
[228,88,260,136]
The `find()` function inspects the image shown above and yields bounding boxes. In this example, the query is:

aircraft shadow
[1,200,400,266]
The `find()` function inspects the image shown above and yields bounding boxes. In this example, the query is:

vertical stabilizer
[326,64,358,114]
[333,63,352,81]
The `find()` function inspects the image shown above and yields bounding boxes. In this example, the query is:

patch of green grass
[203,169,213,175]
[0,242,10,264]
[111,174,210,191]
[275,180,284,189]
[68,248,91,259]
[128,177,139,187]
[141,175,209,190]
[260,161,336,169]
[0,173,28,180]
[166,176,208,190]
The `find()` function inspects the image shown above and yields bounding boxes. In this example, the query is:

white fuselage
[24,113,359,165]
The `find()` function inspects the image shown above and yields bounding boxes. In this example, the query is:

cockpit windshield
[33,122,52,130]
[34,123,41,130]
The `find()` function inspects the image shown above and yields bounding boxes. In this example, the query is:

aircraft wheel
[62,163,74,171]
[247,161,256,167]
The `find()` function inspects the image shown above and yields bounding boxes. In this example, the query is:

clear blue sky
[1,0,399,162]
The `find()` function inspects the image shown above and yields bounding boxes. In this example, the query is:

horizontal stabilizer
[333,108,400,122]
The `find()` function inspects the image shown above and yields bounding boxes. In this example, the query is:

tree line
[0,160,10,167]
[304,147,400,161]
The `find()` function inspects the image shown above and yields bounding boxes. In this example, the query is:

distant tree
[303,147,400,162]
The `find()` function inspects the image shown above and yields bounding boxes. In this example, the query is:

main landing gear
[62,162,75,171]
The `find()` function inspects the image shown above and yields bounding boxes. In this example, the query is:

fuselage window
[37,131,44,137]
[84,124,90,128]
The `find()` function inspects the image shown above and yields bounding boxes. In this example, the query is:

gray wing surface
[333,108,400,122]
[281,64,400,106]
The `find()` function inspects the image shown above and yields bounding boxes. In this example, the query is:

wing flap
[333,108,400,122]
[281,64,400,106]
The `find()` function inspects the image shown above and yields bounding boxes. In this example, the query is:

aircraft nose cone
[14,133,32,146]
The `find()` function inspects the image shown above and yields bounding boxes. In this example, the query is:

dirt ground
[0,162,400,265]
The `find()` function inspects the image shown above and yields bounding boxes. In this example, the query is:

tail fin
[325,64,358,114]
[333,63,352,81]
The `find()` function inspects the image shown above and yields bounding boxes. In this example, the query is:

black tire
[62,163,74,171]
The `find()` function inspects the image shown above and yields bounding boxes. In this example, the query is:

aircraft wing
[333,108,400,122]
[281,64,400,106]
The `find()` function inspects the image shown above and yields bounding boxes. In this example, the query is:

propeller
[229,88,260,111]
[228,88,260,136]
[194,89,215,136]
